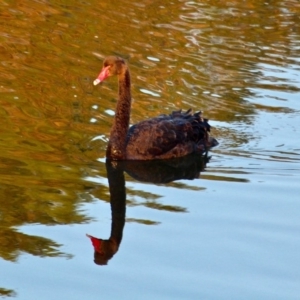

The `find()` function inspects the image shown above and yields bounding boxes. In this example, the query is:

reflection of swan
[87,161,126,265]
[93,56,218,160]
[121,152,210,183]
[87,154,209,265]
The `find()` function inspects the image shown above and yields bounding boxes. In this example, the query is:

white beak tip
[93,79,101,86]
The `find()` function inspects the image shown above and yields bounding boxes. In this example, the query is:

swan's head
[93,56,126,86]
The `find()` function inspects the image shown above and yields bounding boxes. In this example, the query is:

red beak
[93,65,110,85]
[86,234,102,252]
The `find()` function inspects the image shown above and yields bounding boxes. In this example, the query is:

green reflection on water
[0,287,16,298]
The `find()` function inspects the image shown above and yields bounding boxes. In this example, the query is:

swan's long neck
[106,68,131,160]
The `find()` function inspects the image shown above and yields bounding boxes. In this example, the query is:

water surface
[0,0,299,299]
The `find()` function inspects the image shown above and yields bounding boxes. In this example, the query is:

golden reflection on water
[0,0,300,295]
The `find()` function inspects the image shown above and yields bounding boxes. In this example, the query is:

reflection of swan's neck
[106,69,131,160]
[107,160,126,247]
[88,161,127,265]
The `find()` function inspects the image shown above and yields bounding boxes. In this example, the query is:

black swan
[93,56,218,160]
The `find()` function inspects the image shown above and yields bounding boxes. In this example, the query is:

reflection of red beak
[93,65,110,85]
[86,234,102,252]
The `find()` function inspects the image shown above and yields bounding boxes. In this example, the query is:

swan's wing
[125,116,208,159]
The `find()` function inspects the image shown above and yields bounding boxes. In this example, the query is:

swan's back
[125,109,215,160]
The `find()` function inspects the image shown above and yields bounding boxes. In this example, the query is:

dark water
[0,0,299,299]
